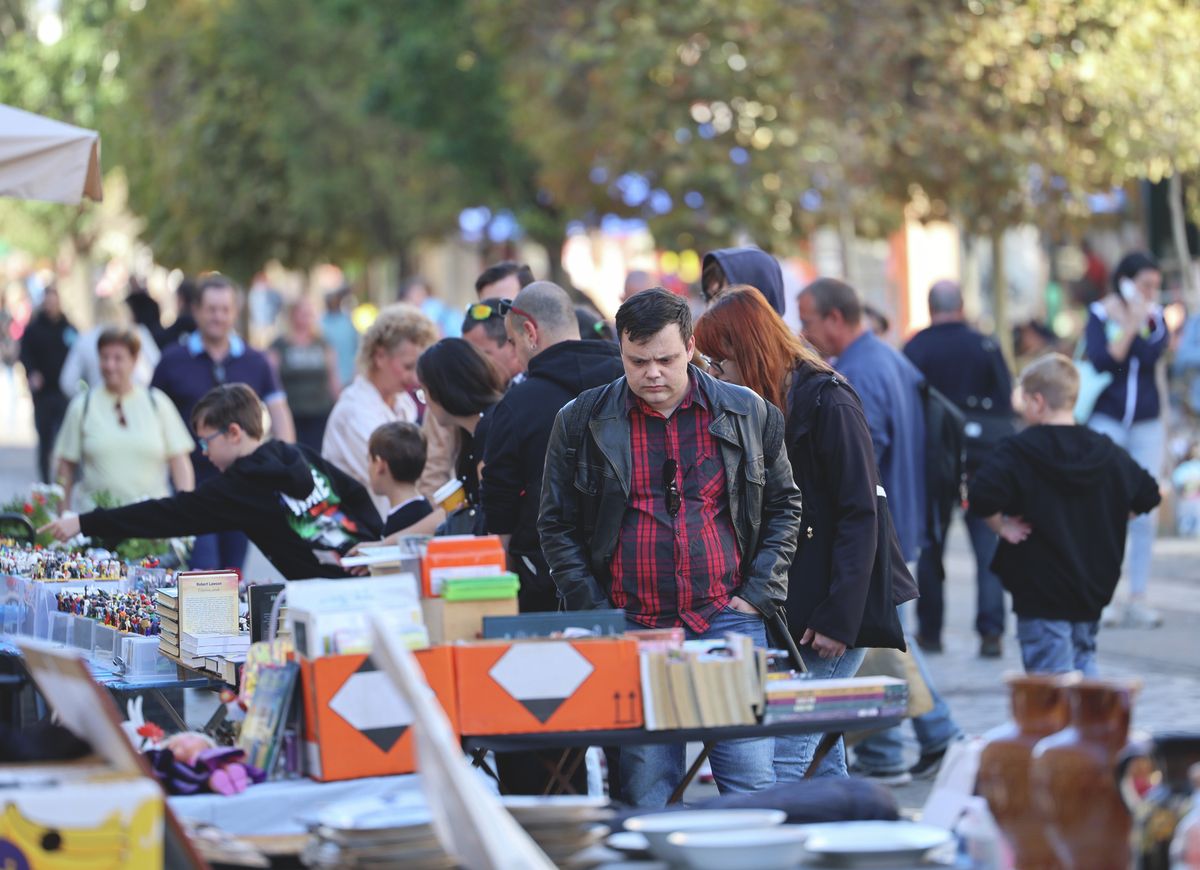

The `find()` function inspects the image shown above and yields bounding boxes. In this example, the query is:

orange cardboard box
[420,535,506,598]
[301,646,457,781]
[454,637,643,735]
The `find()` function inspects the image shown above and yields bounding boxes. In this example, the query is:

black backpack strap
[562,384,606,466]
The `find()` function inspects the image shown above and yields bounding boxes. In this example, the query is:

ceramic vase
[977,674,1074,870]
[1031,679,1137,870]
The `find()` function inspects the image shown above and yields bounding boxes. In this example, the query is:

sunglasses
[212,362,227,386]
[465,301,502,322]
[498,298,539,331]
[662,458,681,518]
[115,400,127,428]
[197,428,230,454]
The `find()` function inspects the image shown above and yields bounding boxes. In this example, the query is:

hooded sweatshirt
[482,340,625,597]
[703,246,786,315]
[967,425,1160,621]
[79,441,382,579]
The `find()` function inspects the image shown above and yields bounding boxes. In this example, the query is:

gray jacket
[538,367,802,614]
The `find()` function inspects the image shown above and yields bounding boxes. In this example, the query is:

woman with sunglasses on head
[695,287,913,781]
[416,338,507,518]
[53,327,195,512]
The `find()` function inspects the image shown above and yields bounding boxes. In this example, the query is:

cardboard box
[454,637,643,735]
[301,646,458,781]
[421,597,517,644]
[420,536,505,598]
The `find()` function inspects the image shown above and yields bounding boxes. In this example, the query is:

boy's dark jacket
[80,441,382,579]
[968,425,1160,621]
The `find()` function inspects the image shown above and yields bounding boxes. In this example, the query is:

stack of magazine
[764,675,908,724]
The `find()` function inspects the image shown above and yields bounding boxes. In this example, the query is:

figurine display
[55,586,161,635]
[0,541,129,581]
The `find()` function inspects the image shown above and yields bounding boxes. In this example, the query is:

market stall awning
[0,103,103,204]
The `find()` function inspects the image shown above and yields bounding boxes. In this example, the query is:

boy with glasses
[42,384,381,580]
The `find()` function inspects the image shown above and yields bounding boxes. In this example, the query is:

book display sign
[177,570,239,635]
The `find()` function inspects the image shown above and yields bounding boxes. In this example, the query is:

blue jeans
[190,530,249,573]
[916,509,1005,640]
[1017,617,1099,676]
[621,607,776,807]
[1088,414,1163,598]
[852,638,960,774]
[774,645,867,781]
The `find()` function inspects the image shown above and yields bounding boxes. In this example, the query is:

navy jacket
[703,246,785,314]
[1084,301,1167,425]
[834,331,927,563]
[904,321,1012,416]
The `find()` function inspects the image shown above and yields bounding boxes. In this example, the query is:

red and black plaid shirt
[610,376,742,632]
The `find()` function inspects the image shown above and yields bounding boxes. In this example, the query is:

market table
[463,713,904,801]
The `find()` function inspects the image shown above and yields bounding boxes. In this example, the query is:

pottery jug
[978,674,1074,870]
[1031,679,1137,870]
[1116,732,1200,870]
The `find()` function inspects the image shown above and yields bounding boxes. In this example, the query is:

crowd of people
[21,243,1178,807]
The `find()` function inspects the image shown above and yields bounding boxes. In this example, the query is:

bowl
[624,809,786,862]
[666,825,811,870]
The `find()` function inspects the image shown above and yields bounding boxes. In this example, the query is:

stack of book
[156,588,179,659]
[638,633,767,731]
[763,675,908,725]
[440,573,519,602]
[180,631,251,683]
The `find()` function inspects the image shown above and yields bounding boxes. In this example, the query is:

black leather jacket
[538,367,802,615]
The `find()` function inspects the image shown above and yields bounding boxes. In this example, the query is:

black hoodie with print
[79,441,382,579]
[967,425,1160,621]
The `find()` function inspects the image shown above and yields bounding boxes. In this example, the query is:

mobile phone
[1119,276,1138,302]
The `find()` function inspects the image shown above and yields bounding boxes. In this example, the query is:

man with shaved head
[482,281,624,613]
[904,279,1014,659]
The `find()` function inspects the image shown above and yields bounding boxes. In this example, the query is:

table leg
[149,688,189,733]
[667,743,712,804]
[469,748,504,789]
[539,748,587,797]
[805,732,842,778]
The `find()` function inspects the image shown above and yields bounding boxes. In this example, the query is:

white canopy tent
[0,103,103,204]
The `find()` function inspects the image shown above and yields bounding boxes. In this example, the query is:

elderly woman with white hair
[321,303,437,517]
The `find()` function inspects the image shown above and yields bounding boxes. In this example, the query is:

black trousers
[32,391,69,483]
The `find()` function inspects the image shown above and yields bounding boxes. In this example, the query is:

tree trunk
[990,230,1014,368]
[1168,172,1197,305]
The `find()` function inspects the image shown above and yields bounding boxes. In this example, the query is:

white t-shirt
[55,385,195,510]
[321,375,419,518]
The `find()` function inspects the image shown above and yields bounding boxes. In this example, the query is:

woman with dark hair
[1083,251,1168,628]
[416,338,506,506]
[696,286,912,780]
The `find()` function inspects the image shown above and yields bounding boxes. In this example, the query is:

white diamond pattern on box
[488,642,596,723]
[328,658,414,752]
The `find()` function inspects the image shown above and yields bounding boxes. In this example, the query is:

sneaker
[848,763,913,786]
[979,634,1003,658]
[1101,602,1125,627]
[909,746,950,780]
[915,634,943,653]
[1123,602,1163,629]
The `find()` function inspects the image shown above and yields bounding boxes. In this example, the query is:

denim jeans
[852,635,960,774]
[916,509,1005,640]
[190,530,249,573]
[774,645,867,781]
[620,606,776,807]
[1088,414,1163,598]
[1017,617,1099,676]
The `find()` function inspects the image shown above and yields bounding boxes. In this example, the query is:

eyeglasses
[662,458,681,518]
[114,400,127,427]
[197,428,230,455]
[497,298,539,331]
[699,354,726,377]
[465,301,502,322]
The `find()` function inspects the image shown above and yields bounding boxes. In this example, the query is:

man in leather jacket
[539,288,802,807]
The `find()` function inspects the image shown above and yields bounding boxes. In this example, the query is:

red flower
[33,493,46,506]
[136,722,165,742]
[21,503,34,515]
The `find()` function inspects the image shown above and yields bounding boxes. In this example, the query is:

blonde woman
[321,303,437,517]
[54,327,195,511]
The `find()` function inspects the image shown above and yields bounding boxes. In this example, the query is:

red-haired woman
[695,287,914,780]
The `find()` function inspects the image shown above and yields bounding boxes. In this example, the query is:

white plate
[668,825,811,870]
[802,821,953,867]
[605,830,651,856]
[626,809,786,862]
